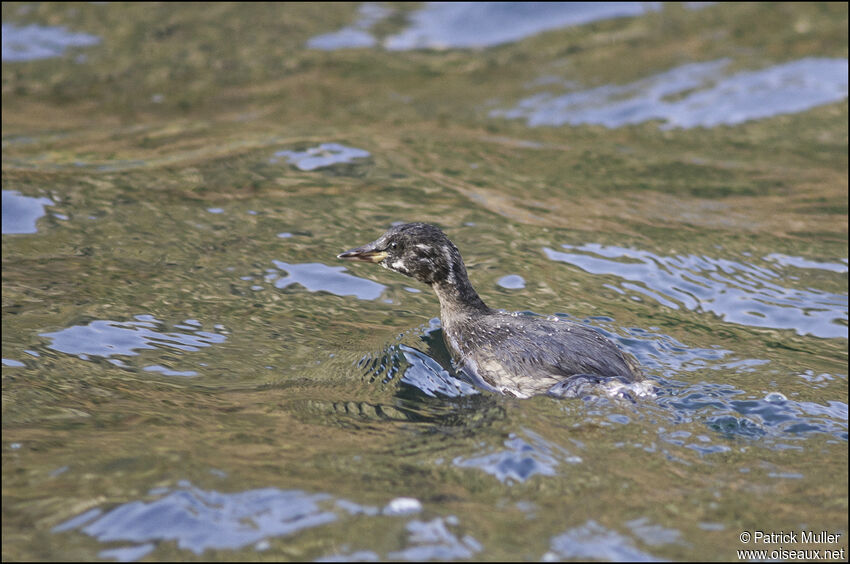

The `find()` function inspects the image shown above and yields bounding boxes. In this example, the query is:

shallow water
[2,2,847,561]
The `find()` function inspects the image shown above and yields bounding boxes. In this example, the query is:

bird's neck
[433,274,490,321]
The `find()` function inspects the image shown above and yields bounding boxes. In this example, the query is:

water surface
[2,2,847,561]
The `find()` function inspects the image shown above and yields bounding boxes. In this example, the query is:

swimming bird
[338,222,641,398]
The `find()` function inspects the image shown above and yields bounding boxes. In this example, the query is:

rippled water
[543,243,847,338]
[269,143,372,172]
[382,2,661,50]
[1,22,100,62]
[2,2,847,562]
[494,57,849,129]
[2,189,55,234]
[39,315,228,376]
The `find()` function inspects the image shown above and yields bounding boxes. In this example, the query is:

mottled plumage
[338,222,640,398]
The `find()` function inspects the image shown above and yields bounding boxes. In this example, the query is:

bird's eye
[390,242,398,250]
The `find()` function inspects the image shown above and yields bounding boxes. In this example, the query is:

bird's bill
[337,243,387,263]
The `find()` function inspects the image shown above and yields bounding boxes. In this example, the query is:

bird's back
[443,312,639,397]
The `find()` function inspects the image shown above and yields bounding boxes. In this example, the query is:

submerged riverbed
[2,2,847,561]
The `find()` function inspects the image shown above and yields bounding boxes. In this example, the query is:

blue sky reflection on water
[497,274,526,289]
[304,3,849,129]
[50,481,489,561]
[544,244,848,339]
[453,428,581,483]
[307,3,391,50]
[384,2,659,50]
[1,22,100,62]
[545,519,665,562]
[38,315,227,376]
[270,260,386,301]
[54,483,347,556]
[2,2,846,561]
[309,2,662,51]
[1,190,54,234]
[494,58,849,129]
[269,143,371,171]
